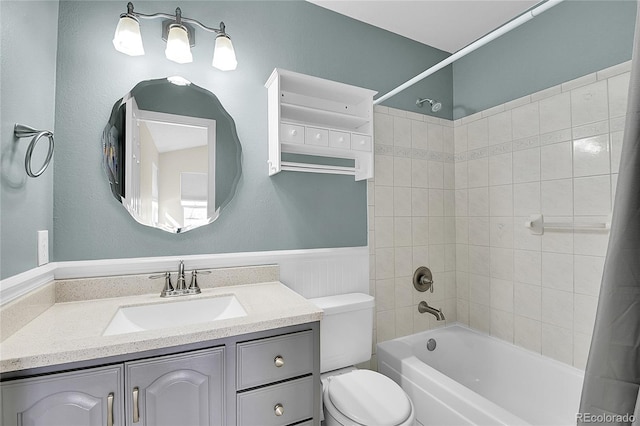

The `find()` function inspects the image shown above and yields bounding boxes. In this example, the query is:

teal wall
[453,0,637,119]
[1,1,58,279]
[51,1,451,263]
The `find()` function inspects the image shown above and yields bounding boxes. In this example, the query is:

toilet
[310,293,415,426]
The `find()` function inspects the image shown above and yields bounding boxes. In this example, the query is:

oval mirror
[102,77,242,233]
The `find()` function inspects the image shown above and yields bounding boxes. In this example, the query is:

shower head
[416,98,442,113]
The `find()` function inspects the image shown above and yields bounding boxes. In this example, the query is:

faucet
[418,301,445,321]
[150,260,205,297]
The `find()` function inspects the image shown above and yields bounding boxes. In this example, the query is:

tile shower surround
[369,61,630,370]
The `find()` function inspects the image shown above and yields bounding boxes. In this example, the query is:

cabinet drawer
[329,130,351,149]
[351,134,372,152]
[237,330,314,390]
[305,127,329,147]
[237,376,314,426]
[280,123,305,144]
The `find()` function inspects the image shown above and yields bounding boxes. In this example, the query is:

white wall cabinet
[265,68,377,181]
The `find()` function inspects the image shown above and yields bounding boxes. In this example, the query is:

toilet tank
[309,293,375,373]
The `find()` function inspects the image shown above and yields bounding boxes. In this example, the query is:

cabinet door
[125,347,225,426]
[1,365,123,426]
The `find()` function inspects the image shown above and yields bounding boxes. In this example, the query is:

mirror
[102,77,242,233]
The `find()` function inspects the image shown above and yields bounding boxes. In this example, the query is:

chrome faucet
[418,301,445,321]
[150,260,206,297]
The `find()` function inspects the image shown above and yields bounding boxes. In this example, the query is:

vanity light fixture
[113,2,237,70]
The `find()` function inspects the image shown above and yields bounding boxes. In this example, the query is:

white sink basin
[103,295,247,336]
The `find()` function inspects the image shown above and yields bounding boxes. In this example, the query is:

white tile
[468,157,489,188]
[375,217,394,248]
[491,309,514,342]
[531,84,562,102]
[513,182,540,217]
[374,113,393,145]
[514,282,541,320]
[394,217,412,247]
[513,217,542,251]
[428,161,444,189]
[455,161,468,189]
[490,217,514,249]
[395,306,414,338]
[375,155,394,186]
[468,187,489,217]
[574,293,598,335]
[539,92,571,134]
[469,303,491,333]
[393,116,412,147]
[608,72,630,118]
[457,300,470,325]
[468,217,490,246]
[429,244,446,272]
[412,217,429,246]
[572,120,609,140]
[456,217,469,244]
[514,250,541,285]
[375,248,395,279]
[541,216,574,253]
[574,175,611,216]
[541,141,572,181]
[375,186,394,216]
[454,125,468,154]
[482,104,506,118]
[489,185,513,216]
[394,157,413,187]
[411,188,429,217]
[444,190,455,217]
[571,80,609,127]
[541,252,574,291]
[562,72,597,92]
[456,245,469,273]
[411,159,429,188]
[491,279,514,312]
[388,107,407,117]
[541,179,573,216]
[467,118,489,150]
[376,278,395,311]
[428,124,444,152]
[573,332,592,370]
[540,129,572,146]
[596,61,631,79]
[513,148,541,184]
[511,102,540,140]
[443,127,455,154]
[428,189,444,217]
[504,95,531,111]
[489,153,513,186]
[610,116,626,133]
[411,120,428,150]
[428,217,445,245]
[445,245,457,272]
[541,288,573,329]
[377,310,396,342]
[490,247,514,281]
[573,224,610,257]
[444,163,455,190]
[541,323,573,365]
[610,131,623,174]
[488,111,512,145]
[455,189,468,217]
[468,246,491,277]
[394,187,412,217]
[412,246,429,271]
[573,135,610,177]
[514,315,541,353]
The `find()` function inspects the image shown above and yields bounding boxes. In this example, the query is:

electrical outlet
[37,230,49,266]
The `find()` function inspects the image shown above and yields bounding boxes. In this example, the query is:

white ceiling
[142,121,208,153]
[308,0,540,53]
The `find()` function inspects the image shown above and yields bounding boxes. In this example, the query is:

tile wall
[367,106,457,369]
[453,61,630,368]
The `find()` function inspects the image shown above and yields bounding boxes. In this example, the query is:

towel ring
[14,124,55,178]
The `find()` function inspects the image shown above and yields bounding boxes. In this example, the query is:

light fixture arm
[126,1,229,36]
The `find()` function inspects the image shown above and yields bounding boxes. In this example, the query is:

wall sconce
[112,2,237,70]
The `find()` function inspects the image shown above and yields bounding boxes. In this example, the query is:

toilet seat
[324,370,413,426]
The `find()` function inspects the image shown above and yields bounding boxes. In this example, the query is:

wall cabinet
[265,68,377,181]
[1,323,319,426]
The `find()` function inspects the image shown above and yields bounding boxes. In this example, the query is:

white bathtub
[377,325,584,426]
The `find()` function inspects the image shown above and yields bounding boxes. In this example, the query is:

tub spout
[418,301,445,321]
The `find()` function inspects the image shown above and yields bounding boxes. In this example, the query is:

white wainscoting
[0,247,369,305]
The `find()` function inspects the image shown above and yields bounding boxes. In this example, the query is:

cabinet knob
[315,133,321,140]
[338,137,344,142]
[274,355,284,368]
[290,129,297,136]
[274,403,284,417]
[359,139,365,145]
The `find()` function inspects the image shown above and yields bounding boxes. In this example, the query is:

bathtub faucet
[418,301,445,321]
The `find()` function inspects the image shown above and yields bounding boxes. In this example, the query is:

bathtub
[377,325,584,426]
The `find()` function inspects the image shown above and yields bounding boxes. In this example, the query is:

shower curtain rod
[374,0,564,105]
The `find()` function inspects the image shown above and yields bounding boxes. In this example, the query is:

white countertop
[0,282,323,373]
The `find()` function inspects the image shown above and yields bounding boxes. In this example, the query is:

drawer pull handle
[274,355,284,368]
[107,392,114,426]
[290,129,297,136]
[274,403,284,417]
[133,386,140,423]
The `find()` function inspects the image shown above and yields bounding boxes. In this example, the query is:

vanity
[0,267,323,426]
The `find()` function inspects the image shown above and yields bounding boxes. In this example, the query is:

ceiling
[308,0,540,53]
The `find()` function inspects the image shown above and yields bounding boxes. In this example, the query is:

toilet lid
[327,370,411,426]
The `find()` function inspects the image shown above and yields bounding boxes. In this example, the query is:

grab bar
[14,123,55,178]
[525,214,610,235]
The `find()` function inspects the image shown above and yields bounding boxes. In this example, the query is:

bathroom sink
[103,295,247,336]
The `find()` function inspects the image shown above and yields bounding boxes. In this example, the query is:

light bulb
[165,25,193,64]
[113,15,144,56]
[212,34,237,71]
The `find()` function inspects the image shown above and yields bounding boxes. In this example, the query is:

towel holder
[14,124,55,178]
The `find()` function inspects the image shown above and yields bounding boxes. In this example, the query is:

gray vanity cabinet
[1,365,123,426]
[125,347,225,426]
